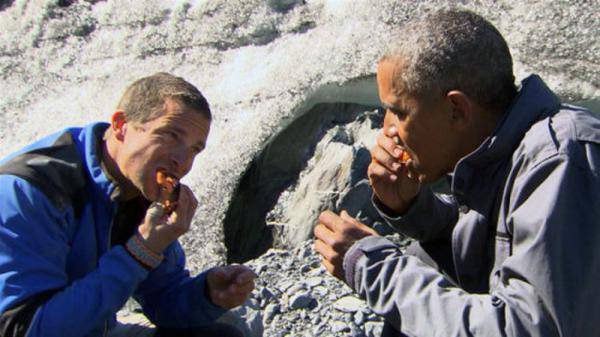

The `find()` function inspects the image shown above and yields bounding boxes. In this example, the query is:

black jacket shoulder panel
[0,132,88,217]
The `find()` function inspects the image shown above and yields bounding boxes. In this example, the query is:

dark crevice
[224,102,379,263]
[0,0,14,11]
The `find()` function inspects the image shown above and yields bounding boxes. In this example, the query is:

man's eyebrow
[381,102,395,110]
[381,102,406,114]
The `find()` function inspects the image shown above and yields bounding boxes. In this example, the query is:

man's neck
[101,129,141,201]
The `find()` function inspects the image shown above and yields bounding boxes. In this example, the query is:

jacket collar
[450,74,561,201]
[81,122,118,206]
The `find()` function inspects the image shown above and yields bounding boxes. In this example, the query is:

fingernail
[392,162,401,171]
[390,174,398,181]
[388,126,397,134]
[394,148,402,157]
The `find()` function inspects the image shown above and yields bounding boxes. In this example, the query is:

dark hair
[383,9,517,114]
[117,72,212,122]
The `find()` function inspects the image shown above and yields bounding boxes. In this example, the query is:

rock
[354,311,366,325]
[218,304,264,337]
[331,321,351,333]
[312,285,329,296]
[365,322,384,337]
[263,303,281,324]
[312,323,327,335]
[350,324,367,337]
[289,292,314,310]
[277,280,295,292]
[286,283,306,296]
[334,296,365,313]
[259,287,275,301]
[255,264,268,275]
[305,276,323,288]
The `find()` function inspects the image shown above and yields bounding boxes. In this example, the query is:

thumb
[210,267,230,284]
[340,210,354,222]
[145,203,166,224]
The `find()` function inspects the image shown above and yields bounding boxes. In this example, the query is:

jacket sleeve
[373,185,458,242]
[0,176,149,337]
[133,242,226,328]
[345,151,600,337]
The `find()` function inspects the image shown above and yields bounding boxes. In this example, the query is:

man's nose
[171,150,192,176]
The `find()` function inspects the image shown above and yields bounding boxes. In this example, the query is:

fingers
[317,210,344,232]
[313,222,336,246]
[339,210,378,236]
[314,239,342,265]
[177,185,198,215]
[376,130,403,160]
[339,210,355,223]
[167,184,197,230]
[234,267,257,285]
[368,159,398,183]
[213,265,257,286]
[209,265,256,309]
[145,202,166,225]
[371,145,402,173]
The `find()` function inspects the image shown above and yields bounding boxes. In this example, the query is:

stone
[289,292,314,310]
[334,296,365,313]
[312,285,328,296]
[331,321,351,333]
[259,286,275,301]
[305,277,323,288]
[263,303,281,323]
[365,322,384,337]
[354,311,366,325]
[286,283,307,296]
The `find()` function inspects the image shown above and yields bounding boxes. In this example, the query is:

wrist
[137,225,167,254]
[125,232,165,270]
[373,195,411,216]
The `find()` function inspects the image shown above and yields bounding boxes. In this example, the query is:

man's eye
[391,108,407,118]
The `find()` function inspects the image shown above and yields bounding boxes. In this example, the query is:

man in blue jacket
[0,72,255,337]
[314,9,600,337]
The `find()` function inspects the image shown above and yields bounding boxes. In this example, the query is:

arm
[345,152,600,336]
[133,243,226,327]
[131,185,255,328]
[369,124,458,242]
[0,176,148,337]
[373,186,458,242]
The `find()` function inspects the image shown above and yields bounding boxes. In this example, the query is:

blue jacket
[0,122,225,337]
[344,75,600,336]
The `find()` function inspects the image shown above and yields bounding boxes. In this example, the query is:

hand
[206,265,256,309]
[313,210,378,280]
[137,184,198,253]
[368,125,420,214]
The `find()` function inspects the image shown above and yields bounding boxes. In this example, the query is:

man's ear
[111,111,127,142]
[446,90,474,130]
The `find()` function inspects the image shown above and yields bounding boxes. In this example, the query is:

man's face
[377,59,459,183]
[115,98,210,201]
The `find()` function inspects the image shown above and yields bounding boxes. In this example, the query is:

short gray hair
[117,72,212,123]
[383,9,516,114]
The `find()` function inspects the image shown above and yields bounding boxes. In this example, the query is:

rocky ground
[119,237,410,337]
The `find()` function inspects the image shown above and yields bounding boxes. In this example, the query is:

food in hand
[156,170,180,214]
[400,150,411,164]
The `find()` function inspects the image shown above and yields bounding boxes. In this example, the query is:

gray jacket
[343,75,600,337]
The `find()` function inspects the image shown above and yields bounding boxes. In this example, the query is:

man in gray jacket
[314,9,600,337]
